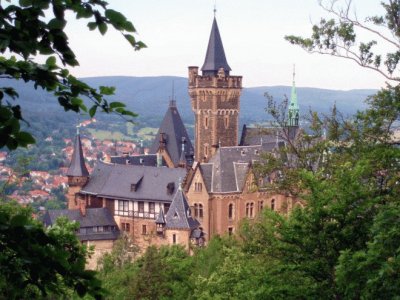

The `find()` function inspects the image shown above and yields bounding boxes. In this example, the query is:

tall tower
[188,16,242,162]
[288,65,299,127]
[66,127,89,209]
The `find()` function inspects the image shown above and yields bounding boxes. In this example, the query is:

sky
[64,0,390,90]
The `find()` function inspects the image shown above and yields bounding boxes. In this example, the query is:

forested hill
[1,76,376,127]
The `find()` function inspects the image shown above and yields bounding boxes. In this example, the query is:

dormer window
[131,183,137,192]
[167,182,175,195]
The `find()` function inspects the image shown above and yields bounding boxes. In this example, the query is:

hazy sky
[65,0,390,90]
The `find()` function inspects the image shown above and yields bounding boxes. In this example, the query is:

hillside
[1,76,376,132]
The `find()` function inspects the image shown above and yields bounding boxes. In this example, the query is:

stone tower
[188,17,242,162]
[288,65,299,127]
[66,128,89,210]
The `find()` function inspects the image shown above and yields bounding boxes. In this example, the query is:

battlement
[188,66,242,89]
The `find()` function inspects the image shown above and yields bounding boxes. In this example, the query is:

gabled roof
[200,143,281,193]
[66,133,89,177]
[201,17,231,76]
[165,186,200,230]
[42,208,119,241]
[80,161,187,202]
[149,101,194,167]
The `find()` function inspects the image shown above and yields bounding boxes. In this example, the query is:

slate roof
[201,143,281,193]
[201,17,231,76]
[110,154,165,167]
[80,161,187,202]
[149,101,194,167]
[42,208,119,241]
[240,124,299,146]
[66,133,89,177]
[165,186,200,230]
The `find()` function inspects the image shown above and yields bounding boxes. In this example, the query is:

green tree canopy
[0,0,146,150]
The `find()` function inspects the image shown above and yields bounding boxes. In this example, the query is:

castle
[44,15,302,267]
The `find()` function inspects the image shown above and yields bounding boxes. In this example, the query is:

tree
[0,201,103,299]
[285,0,400,83]
[0,0,146,150]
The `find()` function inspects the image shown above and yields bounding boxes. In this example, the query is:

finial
[169,81,176,107]
[181,137,185,152]
[293,64,296,83]
[76,125,80,135]
[178,177,182,191]
[214,0,217,17]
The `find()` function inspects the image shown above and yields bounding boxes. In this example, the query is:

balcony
[115,210,158,220]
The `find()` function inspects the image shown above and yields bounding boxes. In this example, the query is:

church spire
[66,127,89,177]
[288,65,299,127]
[201,17,231,76]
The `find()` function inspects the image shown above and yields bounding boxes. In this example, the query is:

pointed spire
[201,17,231,76]
[178,138,186,168]
[288,64,300,127]
[155,208,166,224]
[165,182,200,230]
[66,128,89,177]
[169,81,176,107]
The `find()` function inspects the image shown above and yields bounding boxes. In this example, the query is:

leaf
[46,56,56,67]
[99,86,115,95]
[98,23,108,35]
[89,105,97,118]
[105,9,126,25]
[19,0,32,7]
[87,22,97,31]
[109,101,126,109]
[16,131,36,146]
[48,18,66,30]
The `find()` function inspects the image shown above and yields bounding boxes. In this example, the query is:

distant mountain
[0,76,377,128]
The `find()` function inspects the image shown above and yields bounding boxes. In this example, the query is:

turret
[66,127,89,209]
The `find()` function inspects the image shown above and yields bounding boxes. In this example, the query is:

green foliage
[0,201,103,298]
[0,0,145,150]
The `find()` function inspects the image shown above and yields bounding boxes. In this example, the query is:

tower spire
[288,64,299,127]
[66,129,89,177]
[201,16,231,76]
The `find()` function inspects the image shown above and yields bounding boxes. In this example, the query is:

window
[142,224,147,235]
[228,203,234,220]
[271,199,275,211]
[118,200,129,212]
[204,145,209,158]
[138,201,144,213]
[194,203,203,218]
[172,234,176,244]
[164,203,170,214]
[121,223,130,232]
[228,227,234,235]
[194,182,203,192]
[130,183,137,191]
[224,115,229,128]
[204,116,209,129]
[258,200,264,211]
[246,202,254,218]
[198,204,203,218]
[149,202,155,214]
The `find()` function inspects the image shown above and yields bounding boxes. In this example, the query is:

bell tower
[188,16,242,162]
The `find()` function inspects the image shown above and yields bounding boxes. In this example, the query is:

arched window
[258,200,264,211]
[204,145,209,158]
[198,204,203,218]
[246,202,254,218]
[204,116,209,129]
[228,203,234,220]
[271,198,275,211]
[224,115,229,128]
[194,203,198,217]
